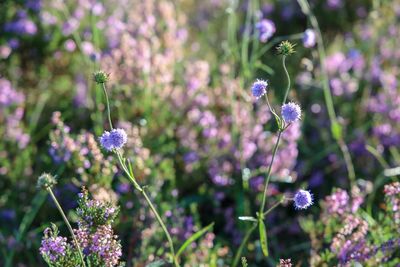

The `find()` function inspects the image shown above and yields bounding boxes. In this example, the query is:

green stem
[114,151,178,266]
[297,0,356,187]
[232,223,257,267]
[282,56,290,104]
[101,83,113,130]
[263,196,285,216]
[47,189,86,267]
[259,131,283,215]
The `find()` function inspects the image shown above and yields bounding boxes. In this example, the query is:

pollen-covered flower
[303,29,316,48]
[294,189,313,210]
[255,19,276,42]
[251,79,268,99]
[99,128,127,151]
[281,102,301,123]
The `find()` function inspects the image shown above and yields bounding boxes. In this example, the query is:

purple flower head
[281,102,301,123]
[99,131,113,151]
[303,29,316,48]
[251,79,268,99]
[39,227,67,262]
[294,189,313,209]
[99,128,127,151]
[255,19,276,42]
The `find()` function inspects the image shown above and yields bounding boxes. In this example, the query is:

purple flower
[99,129,127,151]
[39,228,67,262]
[255,19,276,42]
[281,102,301,123]
[303,29,316,48]
[294,190,313,210]
[251,79,268,99]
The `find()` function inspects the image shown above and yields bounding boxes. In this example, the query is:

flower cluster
[39,190,124,267]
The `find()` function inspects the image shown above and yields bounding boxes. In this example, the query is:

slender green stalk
[101,83,113,130]
[259,131,283,214]
[98,82,178,266]
[232,223,257,267]
[297,0,356,187]
[281,56,290,104]
[263,196,285,216]
[47,189,86,267]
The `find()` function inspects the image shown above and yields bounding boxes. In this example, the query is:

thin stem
[47,189,86,267]
[142,189,179,267]
[101,83,113,130]
[297,0,356,187]
[232,223,257,267]
[259,131,283,215]
[263,196,285,216]
[114,151,178,266]
[282,56,290,104]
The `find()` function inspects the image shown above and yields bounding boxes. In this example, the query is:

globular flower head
[93,70,109,84]
[109,128,127,149]
[281,102,301,123]
[303,29,316,48]
[37,173,57,190]
[277,41,296,56]
[294,190,313,209]
[255,19,276,42]
[99,130,113,151]
[251,79,268,99]
[99,128,127,151]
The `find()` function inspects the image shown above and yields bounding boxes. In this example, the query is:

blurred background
[0,0,399,266]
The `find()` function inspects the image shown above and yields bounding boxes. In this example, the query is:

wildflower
[255,19,276,42]
[99,131,113,151]
[294,190,313,209]
[40,226,68,262]
[251,79,268,99]
[278,259,292,267]
[37,173,57,190]
[302,29,316,48]
[281,102,301,123]
[93,70,109,84]
[109,129,127,149]
[277,41,296,56]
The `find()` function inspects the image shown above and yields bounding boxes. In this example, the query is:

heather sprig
[37,173,87,267]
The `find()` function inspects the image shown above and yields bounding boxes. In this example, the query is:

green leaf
[176,222,214,259]
[238,216,258,222]
[259,220,269,257]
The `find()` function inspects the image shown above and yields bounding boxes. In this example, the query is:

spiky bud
[37,173,57,190]
[93,70,109,84]
[277,41,296,56]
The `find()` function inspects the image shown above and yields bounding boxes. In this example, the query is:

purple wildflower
[255,19,276,42]
[39,228,68,262]
[303,29,316,48]
[294,190,313,210]
[251,79,268,99]
[281,102,301,123]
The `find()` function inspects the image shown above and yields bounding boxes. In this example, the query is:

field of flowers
[1,0,399,266]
